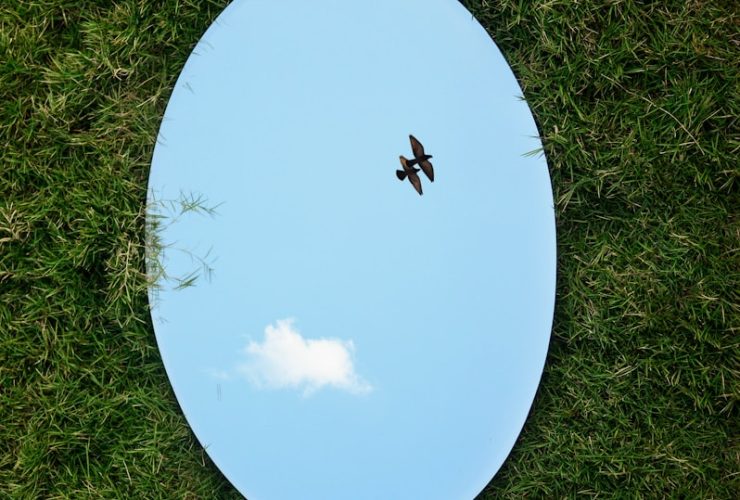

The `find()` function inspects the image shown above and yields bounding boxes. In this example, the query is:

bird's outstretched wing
[418,160,434,182]
[399,155,410,171]
[408,172,423,195]
[409,135,426,158]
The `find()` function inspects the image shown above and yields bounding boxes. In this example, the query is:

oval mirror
[147,0,556,498]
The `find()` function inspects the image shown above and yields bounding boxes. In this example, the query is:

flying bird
[396,155,423,195]
[408,134,434,182]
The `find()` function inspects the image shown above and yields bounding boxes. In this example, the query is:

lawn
[1,0,737,497]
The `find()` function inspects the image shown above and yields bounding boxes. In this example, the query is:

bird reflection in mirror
[407,134,434,182]
[396,155,423,195]
[396,134,435,195]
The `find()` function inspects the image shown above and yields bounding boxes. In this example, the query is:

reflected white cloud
[237,319,372,396]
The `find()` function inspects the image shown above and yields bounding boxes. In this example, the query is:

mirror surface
[148,0,556,498]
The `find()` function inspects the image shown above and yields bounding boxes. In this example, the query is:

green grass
[1,0,737,497]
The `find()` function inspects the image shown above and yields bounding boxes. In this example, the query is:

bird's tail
[396,170,407,181]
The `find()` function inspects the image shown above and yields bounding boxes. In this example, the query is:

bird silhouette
[396,155,423,195]
[408,134,434,182]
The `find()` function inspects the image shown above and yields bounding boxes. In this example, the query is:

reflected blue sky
[148,0,556,498]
